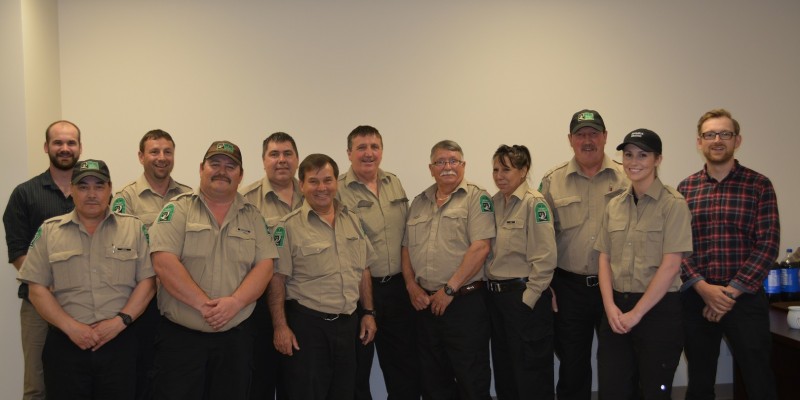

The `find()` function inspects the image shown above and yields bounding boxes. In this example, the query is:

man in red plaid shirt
[677,108,779,400]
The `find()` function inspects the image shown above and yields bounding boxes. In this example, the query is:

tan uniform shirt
[594,178,693,293]
[112,174,192,227]
[540,156,627,275]
[240,176,303,232]
[273,200,375,315]
[403,180,496,291]
[149,190,278,332]
[18,210,154,324]
[487,181,557,308]
[337,168,408,278]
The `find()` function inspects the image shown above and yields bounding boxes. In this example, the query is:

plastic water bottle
[780,249,800,301]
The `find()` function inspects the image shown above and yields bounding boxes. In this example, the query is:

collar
[701,159,741,183]
[135,173,181,197]
[58,208,114,228]
[300,198,348,222]
[422,179,468,201]
[566,154,618,177]
[623,177,665,201]
[343,167,388,187]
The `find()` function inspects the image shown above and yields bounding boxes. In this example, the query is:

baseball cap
[72,159,111,184]
[204,140,242,165]
[616,128,662,154]
[570,109,606,134]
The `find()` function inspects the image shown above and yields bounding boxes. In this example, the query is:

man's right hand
[273,324,299,356]
[695,281,735,314]
[65,320,101,350]
[406,282,431,311]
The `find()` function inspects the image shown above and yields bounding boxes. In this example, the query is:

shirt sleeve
[135,221,156,281]
[273,221,293,277]
[676,179,703,287]
[523,197,557,308]
[467,188,497,242]
[254,209,279,262]
[593,204,611,254]
[17,224,53,287]
[662,197,693,257]
[732,179,780,293]
[3,186,32,263]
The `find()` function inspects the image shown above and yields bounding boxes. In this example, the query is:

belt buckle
[380,275,393,284]
[324,314,340,321]
[487,281,500,292]
[586,276,599,287]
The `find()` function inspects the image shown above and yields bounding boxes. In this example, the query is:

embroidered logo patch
[112,197,126,213]
[273,226,286,248]
[535,202,551,223]
[142,225,150,244]
[157,204,175,223]
[480,194,494,213]
[578,112,596,121]
[29,226,42,248]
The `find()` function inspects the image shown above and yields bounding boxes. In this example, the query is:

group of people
[2,107,779,400]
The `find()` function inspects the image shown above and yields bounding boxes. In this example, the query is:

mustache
[440,170,457,176]
[211,175,231,183]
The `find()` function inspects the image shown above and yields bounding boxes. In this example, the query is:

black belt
[555,268,599,287]
[287,300,353,322]
[372,273,400,285]
[425,281,485,296]
[487,278,528,293]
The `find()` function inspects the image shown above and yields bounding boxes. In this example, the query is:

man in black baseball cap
[72,159,111,184]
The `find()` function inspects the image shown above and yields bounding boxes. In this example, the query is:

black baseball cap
[72,159,111,184]
[616,128,662,154]
[204,140,242,165]
[570,109,605,134]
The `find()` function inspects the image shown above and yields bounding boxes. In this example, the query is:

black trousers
[42,324,137,400]
[355,274,421,400]
[152,316,256,400]
[597,292,683,400]
[250,293,282,400]
[487,286,554,400]
[682,288,776,400]
[551,269,603,400]
[417,288,491,400]
[281,303,358,400]
[133,297,159,400]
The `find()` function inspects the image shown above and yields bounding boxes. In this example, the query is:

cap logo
[217,143,235,153]
[81,160,100,171]
[578,112,595,121]
[631,131,644,138]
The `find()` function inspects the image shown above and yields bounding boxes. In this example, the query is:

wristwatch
[361,309,377,317]
[117,312,133,327]
[444,285,456,296]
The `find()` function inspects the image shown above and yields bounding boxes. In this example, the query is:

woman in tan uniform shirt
[594,129,693,399]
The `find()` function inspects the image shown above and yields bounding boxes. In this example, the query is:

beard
[49,151,79,170]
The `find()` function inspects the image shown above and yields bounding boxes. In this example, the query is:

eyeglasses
[700,131,737,141]
[571,131,603,140]
[431,159,464,168]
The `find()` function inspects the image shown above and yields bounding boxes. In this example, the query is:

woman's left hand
[618,310,643,332]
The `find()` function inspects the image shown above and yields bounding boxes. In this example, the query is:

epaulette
[541,161,570,179]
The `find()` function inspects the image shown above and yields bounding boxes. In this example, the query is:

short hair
[299,153,339,182]
[429,140,464,161]
[697,108,740,136]
[347,125,383,150]
[139,129,175,153]
[45,120,81,143]
[493,144,532,173]
[262,132,298,158]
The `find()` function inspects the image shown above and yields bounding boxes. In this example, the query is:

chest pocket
[406,214,432,247]
[105,245,138,287]
[499,218,526,253]
[228,227,256,268]
[183,223,213,261]
[441,208,468,243]
[606,217,628,258]
[48,249,83,291]
[636,219,664,267]
[299,241,334,276]
[552,196,585,231]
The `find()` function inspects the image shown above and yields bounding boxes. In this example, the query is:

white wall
[3,0,799,396]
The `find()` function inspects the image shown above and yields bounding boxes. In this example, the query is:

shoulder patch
[273,226,286,248]
[112,197,127,213]
[480,194,494,213]
[141,225,150,244]
[29,226,42,248]
[535,202,551,223]
[157,203,175,223]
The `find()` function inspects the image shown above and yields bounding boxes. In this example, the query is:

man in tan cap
[149,141,277,399]
[18,159,155,400]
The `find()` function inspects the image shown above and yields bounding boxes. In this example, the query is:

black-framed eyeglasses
[700,131,737,141]
[431,159,464,168]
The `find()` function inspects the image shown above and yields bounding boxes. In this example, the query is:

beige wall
[3,0,799,395]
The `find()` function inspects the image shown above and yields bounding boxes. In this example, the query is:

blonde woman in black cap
[593,129,693,399]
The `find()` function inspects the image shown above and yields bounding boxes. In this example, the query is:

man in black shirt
[3,120,82,400]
